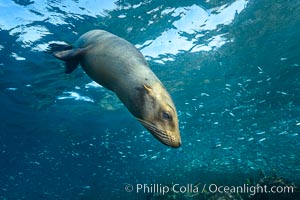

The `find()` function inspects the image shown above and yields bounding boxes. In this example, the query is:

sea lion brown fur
[51,30,181,148]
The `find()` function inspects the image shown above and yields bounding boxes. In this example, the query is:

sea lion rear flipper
[64,59,79,74]
[48,43,73,52]
[53,48,86,74]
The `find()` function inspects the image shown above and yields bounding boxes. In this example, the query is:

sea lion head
[136,83,181,148]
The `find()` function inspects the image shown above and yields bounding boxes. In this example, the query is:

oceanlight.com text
[124,183,294,196]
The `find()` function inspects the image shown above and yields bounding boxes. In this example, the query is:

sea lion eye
[162,111,172,121]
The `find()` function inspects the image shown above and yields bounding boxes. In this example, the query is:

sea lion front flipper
[53,48,86,74]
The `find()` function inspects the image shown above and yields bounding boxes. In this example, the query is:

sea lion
[51,30,181,148]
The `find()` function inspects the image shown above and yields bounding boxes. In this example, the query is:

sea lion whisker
[145,124,170,143]
[136,117,157,129]
[147,125,169,140]
[136,118,170,141]
[136,118,165,133]
[150,130,170,145]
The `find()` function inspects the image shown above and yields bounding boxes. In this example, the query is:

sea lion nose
[171,136,181,148]
[172,140,181,148]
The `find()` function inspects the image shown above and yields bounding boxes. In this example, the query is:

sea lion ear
[143,84,153,94]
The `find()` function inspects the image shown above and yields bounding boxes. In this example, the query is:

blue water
[0,0,299,199]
